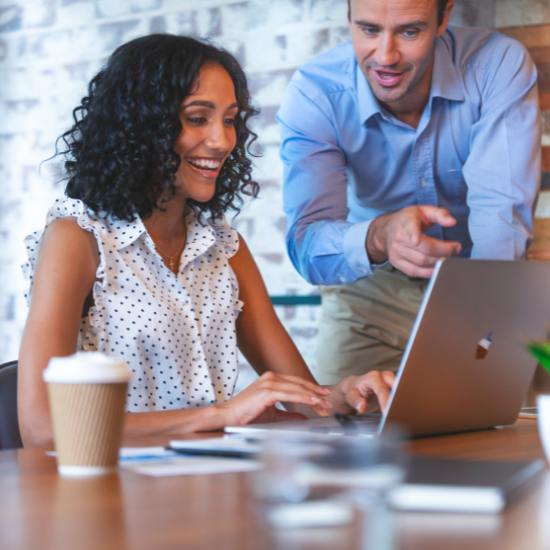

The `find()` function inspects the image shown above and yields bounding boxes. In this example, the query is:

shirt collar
[355,31,464,124]
[105,207,216,265]
[430,31,464,102]
[356,61,382,124]
[178,208,217,269]
[104,216,147,250]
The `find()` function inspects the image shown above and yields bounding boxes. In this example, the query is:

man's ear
[437,0,454,37]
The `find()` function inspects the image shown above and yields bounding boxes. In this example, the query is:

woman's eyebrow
[183,100,239,109]
[184,100,215,109]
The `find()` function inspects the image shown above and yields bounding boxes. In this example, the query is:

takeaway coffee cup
[43,352,132,476]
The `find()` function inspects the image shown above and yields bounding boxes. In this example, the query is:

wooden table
[0,420,548,550]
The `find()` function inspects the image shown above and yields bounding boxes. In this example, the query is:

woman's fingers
[259,380,331,408]
[381,371,396,387]
[364,372,392,413]
[222,372,334,426]
[344,371,394,414]
[260,387,332,415]
[228,370,397,428]
[264,372,331,396]
[251,406,309,424]
[344,387,367,414]
[259,390,331,416]
[256,373,332,410]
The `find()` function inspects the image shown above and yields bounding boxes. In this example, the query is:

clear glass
[249,431,407,550]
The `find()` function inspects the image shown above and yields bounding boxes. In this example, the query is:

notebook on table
[388,456,545,513]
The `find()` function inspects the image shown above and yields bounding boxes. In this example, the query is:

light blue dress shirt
[278,26,541,286]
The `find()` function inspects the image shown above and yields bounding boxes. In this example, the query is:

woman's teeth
[187,158,221,171]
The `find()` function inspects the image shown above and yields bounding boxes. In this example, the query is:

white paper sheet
[169,437,261,454]
[121,456,261,477]
[48,445,261,476]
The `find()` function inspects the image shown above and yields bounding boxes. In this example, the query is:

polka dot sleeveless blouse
[23,197,243,412]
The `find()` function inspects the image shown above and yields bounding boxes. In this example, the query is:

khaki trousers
[315,265,429,392]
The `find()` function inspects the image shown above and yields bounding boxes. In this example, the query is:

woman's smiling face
[173,63,238,202]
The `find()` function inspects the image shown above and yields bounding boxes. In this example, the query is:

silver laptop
[226,259,550,438]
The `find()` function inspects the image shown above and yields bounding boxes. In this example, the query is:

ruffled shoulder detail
[22,197,109,310]
[210,215,240,259]
[207,215,243,314]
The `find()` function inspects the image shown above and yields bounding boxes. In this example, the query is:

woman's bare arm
[229,236,316,380]
[229,234,328,416]
[18,217,100,446]
[229,234,395,415]
[18,220,331,447]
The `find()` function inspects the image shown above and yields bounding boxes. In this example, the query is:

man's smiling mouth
[378,71,402,79]
[371,69,406,88]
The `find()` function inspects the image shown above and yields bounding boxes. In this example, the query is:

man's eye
[362,27,378,36]
[403,30,419,38]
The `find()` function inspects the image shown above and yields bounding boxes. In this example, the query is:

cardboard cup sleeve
[43,353,132,476]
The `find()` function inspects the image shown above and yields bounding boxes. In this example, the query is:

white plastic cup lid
[43,352,132,384]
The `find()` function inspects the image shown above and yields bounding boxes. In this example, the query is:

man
[277,0,541,392]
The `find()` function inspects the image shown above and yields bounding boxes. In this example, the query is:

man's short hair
[347,0,450,27]
[436,0,450,25]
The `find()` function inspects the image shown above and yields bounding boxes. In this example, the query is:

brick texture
[496,0,550,28]
[0,0,349,368]
[498,16,550,218]
[0,0,546,379]
[451,0,495,28]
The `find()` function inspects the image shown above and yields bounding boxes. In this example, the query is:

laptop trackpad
[349,414,382,423]
[224,414,383,437]
[278,415,382,436]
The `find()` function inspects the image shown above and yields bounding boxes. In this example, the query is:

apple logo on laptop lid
[476,333,492,360]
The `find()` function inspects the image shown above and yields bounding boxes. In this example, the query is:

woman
[19,34,395,447]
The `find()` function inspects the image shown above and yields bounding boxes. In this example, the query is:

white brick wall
[496,0,550,28]
[0,0,536,379]
[0,0,352,368]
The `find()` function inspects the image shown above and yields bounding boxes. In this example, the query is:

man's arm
[464,35,540,259]
[279,78,463,283]
[278,82,378,286]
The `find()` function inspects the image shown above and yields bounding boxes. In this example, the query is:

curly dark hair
[56,34,259,222]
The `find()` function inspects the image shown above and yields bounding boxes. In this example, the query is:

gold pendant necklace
[155,225,187,272]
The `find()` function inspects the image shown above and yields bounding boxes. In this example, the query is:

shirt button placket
[174,287,190,306]
[416,136,444,240]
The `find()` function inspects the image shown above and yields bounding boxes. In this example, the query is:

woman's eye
[224,118,236,126]
[187,117,206,124]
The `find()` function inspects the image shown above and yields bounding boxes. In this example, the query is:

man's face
[349,0,451,107]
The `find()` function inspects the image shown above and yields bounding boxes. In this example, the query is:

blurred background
[0,0,549,390]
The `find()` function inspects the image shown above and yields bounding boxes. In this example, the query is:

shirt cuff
[343,219,380,277]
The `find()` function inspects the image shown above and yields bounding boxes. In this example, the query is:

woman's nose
[205,123,232,151]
